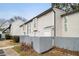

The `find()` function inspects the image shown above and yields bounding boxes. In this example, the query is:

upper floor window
[34,18,38,28]
[27,23,31,34]
[23,25,26,31]
[64,16,68,32]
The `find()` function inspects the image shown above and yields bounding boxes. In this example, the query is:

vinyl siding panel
[37,11,54,37]
[10,20,24,36]
[62,12,79,37]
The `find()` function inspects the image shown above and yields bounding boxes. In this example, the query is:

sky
[0,3,51,20]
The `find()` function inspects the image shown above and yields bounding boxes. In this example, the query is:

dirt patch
[0,40,18,47]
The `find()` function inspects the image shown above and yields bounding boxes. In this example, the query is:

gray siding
[20,36,31,45]
[20,36,79,53]
[32,37,54,53]
[55,37,79,51]
[32,37,40,53]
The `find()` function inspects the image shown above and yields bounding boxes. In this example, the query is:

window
[27,23,31,34]
[34,18,38,28]
[64,17,68,32]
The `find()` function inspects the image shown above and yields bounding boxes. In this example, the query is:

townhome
[20,6,79,53]
[20,7,65,53]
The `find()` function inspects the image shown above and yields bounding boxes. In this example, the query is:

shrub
[5,34,12,39]
[20,42,32,51]
[13,36,20,43]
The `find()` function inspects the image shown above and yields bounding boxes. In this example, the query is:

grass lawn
[13,45,79,56]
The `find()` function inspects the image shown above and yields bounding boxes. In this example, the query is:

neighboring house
[0,20,10,29]
[1,16,26,41]
[20,7,79,53]
[0,19,13,34]
[2,24,11,34]
[0,31,5,40]
[0,31,2,39]
[10,19,25,36]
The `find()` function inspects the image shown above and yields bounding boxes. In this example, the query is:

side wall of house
[20,24,27,35]
[31,11,55,53]
[55,11,79,51]
[30,20,34,37]
[27,22,32,36]
[36,11,54,37]
[62,12,79,37]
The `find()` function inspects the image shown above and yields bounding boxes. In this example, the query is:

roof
[61,10,79,17]
[2,24,11,33]
[20,7,53,27]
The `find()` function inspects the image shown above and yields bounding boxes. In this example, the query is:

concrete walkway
[0,45,19,56]
[3,48,19,56]
[0,45,18,50]
[0,40,19,56]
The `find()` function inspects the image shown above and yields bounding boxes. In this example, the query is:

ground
[0,40,79,56]
[0,39,18,47]
[0,40,19,56]
[13,45,79,56]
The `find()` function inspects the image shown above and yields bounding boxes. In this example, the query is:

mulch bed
[13,44,79,56]
[53,47,79,56]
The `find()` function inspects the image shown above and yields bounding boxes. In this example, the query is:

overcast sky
[0,3,51,20]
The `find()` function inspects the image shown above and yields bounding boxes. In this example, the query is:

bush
[13,36,20,43]
[5,34,12,39]
[20,42,32,51]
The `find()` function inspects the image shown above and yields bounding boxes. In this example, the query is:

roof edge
[20,7,65,27]
[61,10,79,17]
[20,7,53,27]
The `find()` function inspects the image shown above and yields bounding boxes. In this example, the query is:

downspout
[52,9,56,47]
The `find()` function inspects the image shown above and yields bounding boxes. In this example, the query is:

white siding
[27,22,31,36]
[23,11,55,37]
[53,8,66,37]
[36,11,54,37]
[20,25,27,35]
[62,12,79,37]
[10,20,24,36]
[21,21,34,36]
[30,20,34,36]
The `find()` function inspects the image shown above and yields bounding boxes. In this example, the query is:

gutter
[52,8,56,46]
